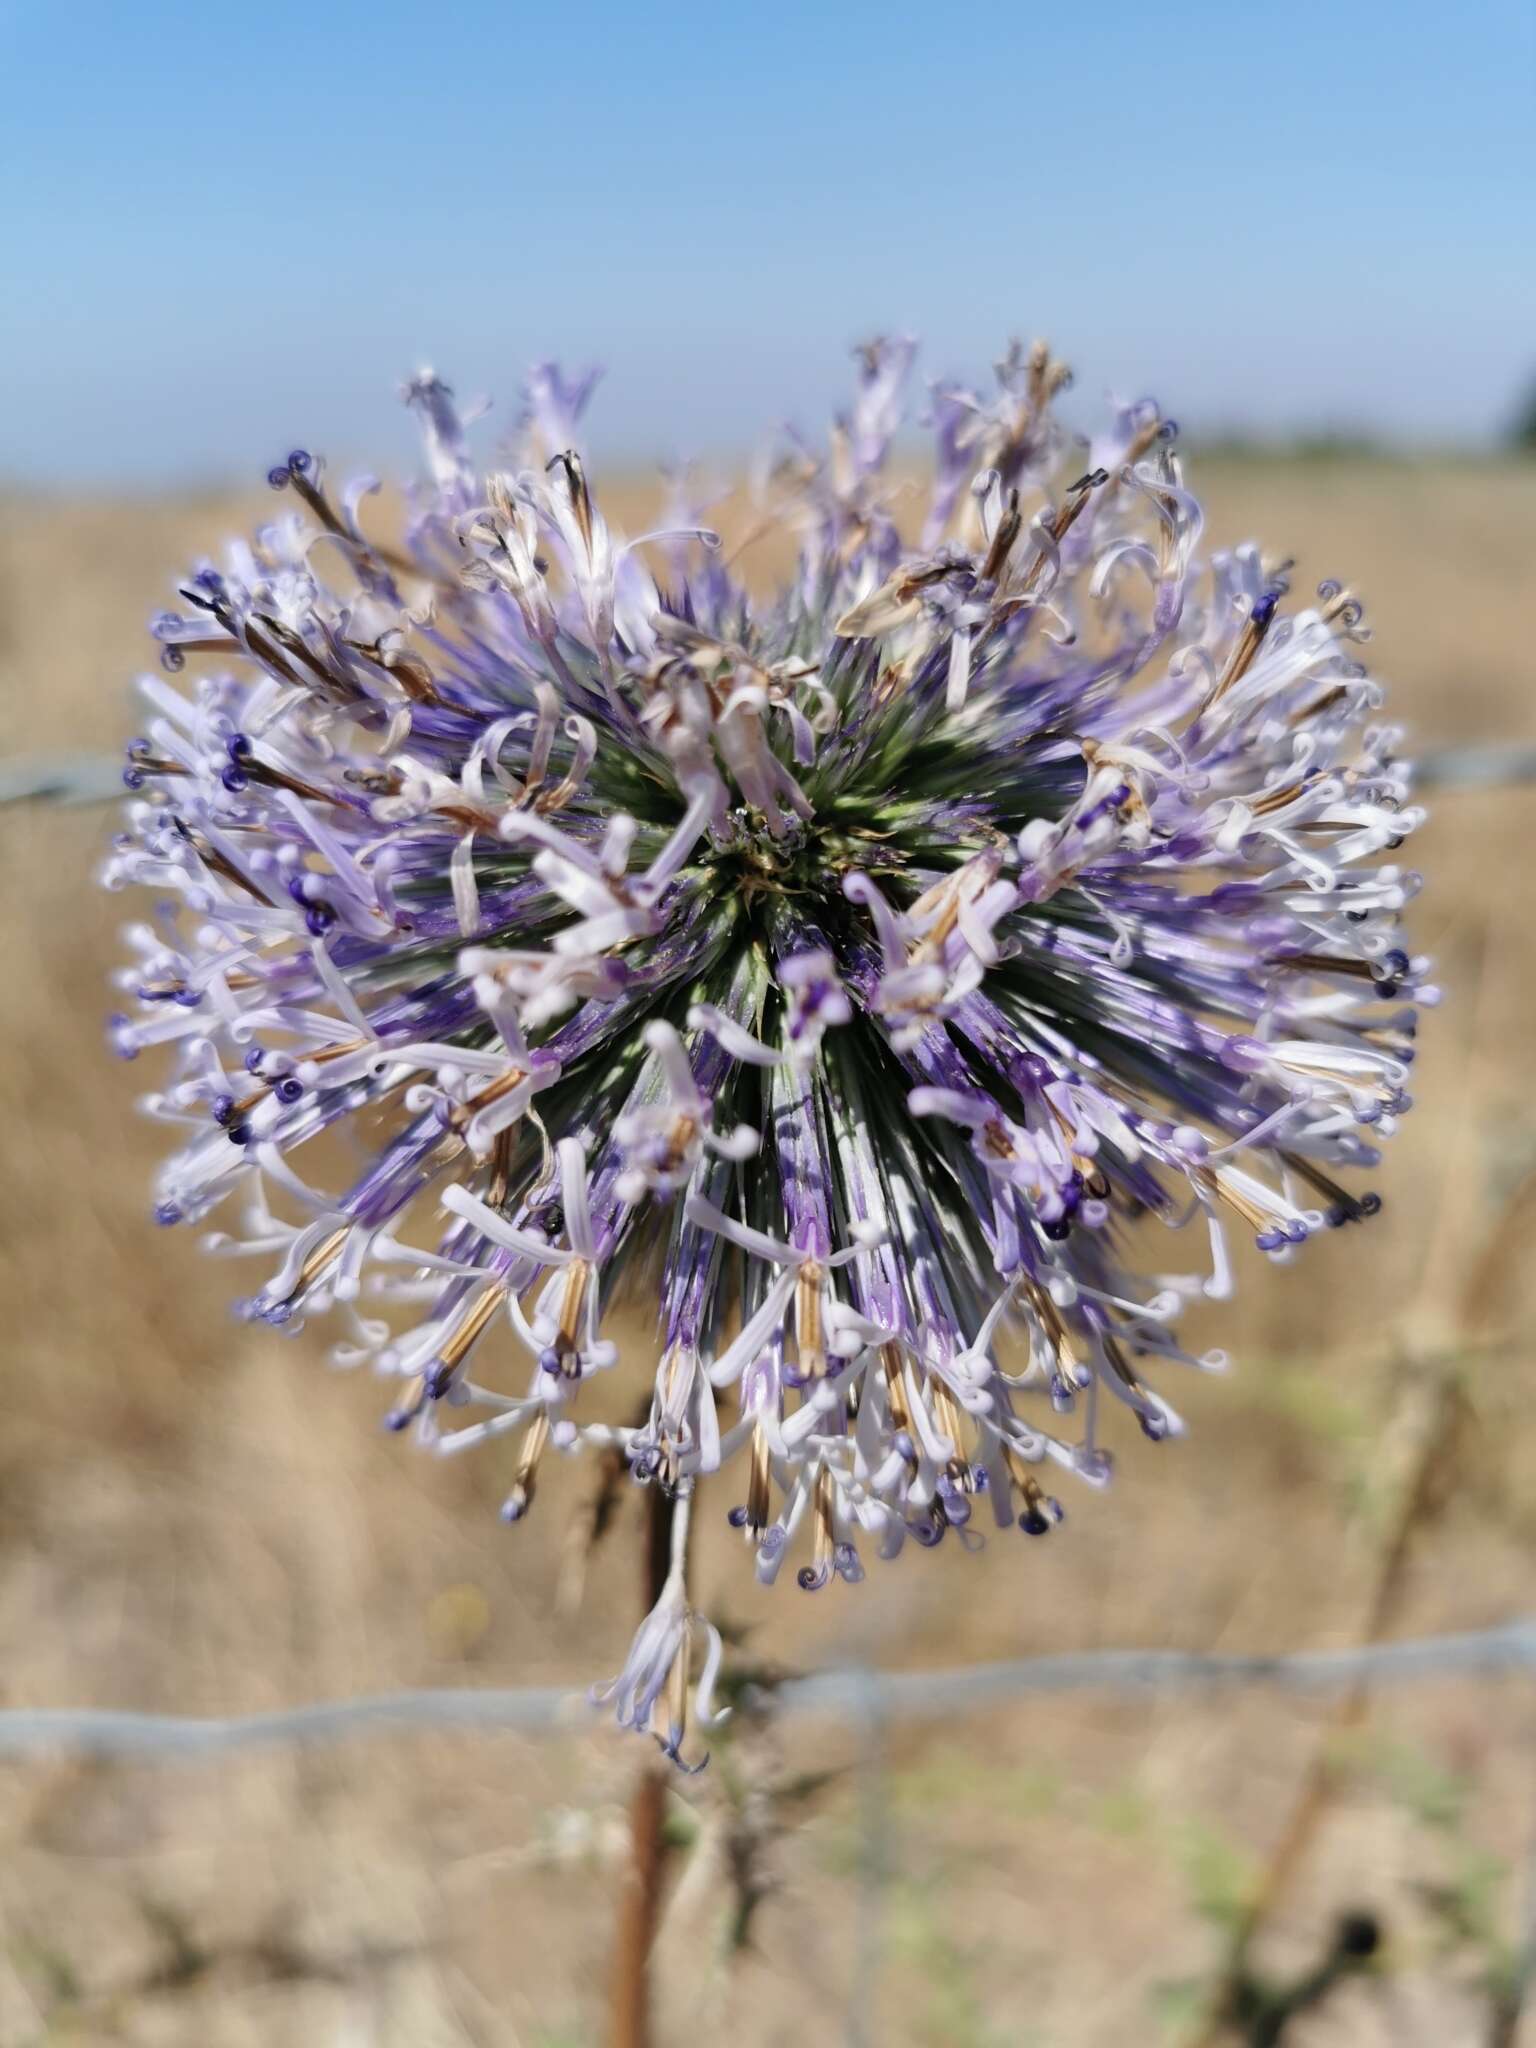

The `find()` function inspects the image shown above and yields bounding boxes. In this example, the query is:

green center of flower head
[105,337,1428,1764]
[709,807,826,900]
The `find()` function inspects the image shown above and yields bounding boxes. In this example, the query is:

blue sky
[2,0,1532,484]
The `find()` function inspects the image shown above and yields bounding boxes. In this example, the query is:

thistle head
[103,338,1430,1763]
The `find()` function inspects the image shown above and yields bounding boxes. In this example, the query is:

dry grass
[1,456,1535,2045]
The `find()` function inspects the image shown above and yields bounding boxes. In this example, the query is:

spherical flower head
[103,339,1430,1764]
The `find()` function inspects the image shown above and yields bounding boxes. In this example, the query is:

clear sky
[2,0,1533,485]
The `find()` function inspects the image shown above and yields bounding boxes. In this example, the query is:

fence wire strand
[0,1621,1531,1764]
[2,743,1536,814]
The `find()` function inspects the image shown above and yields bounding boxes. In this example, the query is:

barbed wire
[0,1620,1530,1764]
[2,744,1536,813]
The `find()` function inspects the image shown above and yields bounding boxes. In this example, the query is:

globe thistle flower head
[104,338,1431,1764]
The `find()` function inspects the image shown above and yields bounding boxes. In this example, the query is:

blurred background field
[2,448,1536,2044]
[5,0,1536,2034]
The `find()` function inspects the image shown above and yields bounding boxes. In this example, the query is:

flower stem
[606,1483,682,2048]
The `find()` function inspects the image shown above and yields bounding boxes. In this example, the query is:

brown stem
[606,1484,681,2048]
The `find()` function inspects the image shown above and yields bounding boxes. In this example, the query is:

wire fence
[1,1618,1531,1760]
[3,742,1536,812]
[3,1621,1532,2043]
